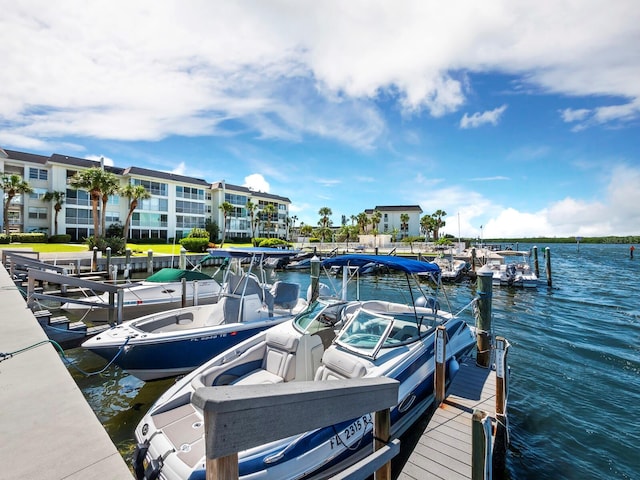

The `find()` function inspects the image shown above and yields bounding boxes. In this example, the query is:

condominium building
[0,148,291,242]
[364,205,424,238]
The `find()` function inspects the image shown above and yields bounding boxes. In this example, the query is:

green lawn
[1,243,253,255]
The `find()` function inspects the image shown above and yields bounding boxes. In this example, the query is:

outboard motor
[415,295,440,313]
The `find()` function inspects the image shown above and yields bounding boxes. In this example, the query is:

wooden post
[147,249,153,275]
[117,289,124,324]
[472,409,492,480]
[180,247,187,270]
[471,247,477,272]
[545,247,552,287]
[532,246,539,278]
[193,280,199,306]
[108,291,115,325]
[205,449,238,480]
[374,408,391,480]
[92,246,98,272]
[495,337,508,416]
[310,256,320,302]
[106,247,111,274]
[434,325,447,405]
[182,277,187,308]
[475,265,493,368]
[27,273,35,309]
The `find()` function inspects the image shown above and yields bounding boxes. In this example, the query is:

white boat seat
[270,281,301,310]
[314,347,367,381]
[232,330,299,385]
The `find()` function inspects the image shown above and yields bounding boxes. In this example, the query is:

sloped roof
[4,149,50,165]
[364,205,423,213]
[121,166,210,187]
[211,181,291,202]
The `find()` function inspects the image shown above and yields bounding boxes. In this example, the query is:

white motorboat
[132,255,476,479]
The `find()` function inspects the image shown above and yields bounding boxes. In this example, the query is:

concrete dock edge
[0,265,133,479]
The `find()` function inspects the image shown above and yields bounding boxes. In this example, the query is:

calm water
[64,244,640,479]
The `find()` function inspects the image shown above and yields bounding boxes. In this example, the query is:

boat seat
[271,281,301,310]
[233,329,299,385]
[392,325,419,342]
[314,347,367,381]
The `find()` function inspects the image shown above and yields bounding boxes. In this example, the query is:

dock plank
[399,356,499,480]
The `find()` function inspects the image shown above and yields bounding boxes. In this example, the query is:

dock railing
[472,336,510,480]
[192,377,400,480]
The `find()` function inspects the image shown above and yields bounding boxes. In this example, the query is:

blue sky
[1,1,638,238]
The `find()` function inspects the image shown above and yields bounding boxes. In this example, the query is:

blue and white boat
[81,248,308,381]
[132,255,476,479]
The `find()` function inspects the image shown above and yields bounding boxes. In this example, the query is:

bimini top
[321,254,440,275]
[145,268,213,283]
[200,247,300,262]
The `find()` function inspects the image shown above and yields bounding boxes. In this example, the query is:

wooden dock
[397,354,507,480]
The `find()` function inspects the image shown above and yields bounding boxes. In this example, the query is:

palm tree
[1,173,33,235]
[300,223,313,246]
[69,167,117,239]
[356,212,370,234]
[431,210,447,241]
[318,207,332,230]
[420,214,436,242]
[400,213,410,239]
[246,200,258,241]
[120,184,151,242]
[100,173,121,236]
[370,210,382,247]
[219,201,234,247]
[262,204,277,238]
[290,215,298,241]
[43,191,65,236]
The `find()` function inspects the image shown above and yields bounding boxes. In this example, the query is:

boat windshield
[334,305,439,358]
[293,298,349,335]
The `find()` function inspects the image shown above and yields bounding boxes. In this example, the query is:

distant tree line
[480,236,640,244]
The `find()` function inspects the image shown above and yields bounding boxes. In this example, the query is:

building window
[138,198,168,212]
[66,189,91,206]
[225,193,248,205]
[28,207,47,220]
[29,188,48,200]
[131,179,167,196]
[29,168,48,181]
[176,185,205,201]
[176,200,205,215]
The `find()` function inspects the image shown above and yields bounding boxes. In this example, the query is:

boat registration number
[329,414,372,449]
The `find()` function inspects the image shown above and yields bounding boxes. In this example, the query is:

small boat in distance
[81,248,309,381]
[132,254,476,480]
[488,250,538,288]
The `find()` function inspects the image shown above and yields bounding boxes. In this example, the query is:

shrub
[0,234,10,244]
[10,233,46,243]
[85,235,127,255]
[308,237,321,243]
[179,237,209,252]
[187,228,210,239]
[48,234,72,244]
[258,238,290,248]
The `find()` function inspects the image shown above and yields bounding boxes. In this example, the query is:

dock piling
[475,265,493,368]
[147,249,153,275]
[533,246,539,278]
[545,247,552,287]
[434,325,447,405]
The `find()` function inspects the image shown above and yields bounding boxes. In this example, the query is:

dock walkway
[398,356,500,480]
[0,265,133,479]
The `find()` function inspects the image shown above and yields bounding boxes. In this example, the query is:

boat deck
[397,356,502,479]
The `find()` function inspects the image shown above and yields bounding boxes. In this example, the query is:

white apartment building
[364,205,424,238]
[0,148,291,242]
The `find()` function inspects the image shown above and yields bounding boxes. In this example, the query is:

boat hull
[86,324,272,381]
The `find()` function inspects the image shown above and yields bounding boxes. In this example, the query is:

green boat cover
[145,268,212,283]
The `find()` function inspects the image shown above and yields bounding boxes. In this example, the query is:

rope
[0,337,131,377]
[454,295,479,317]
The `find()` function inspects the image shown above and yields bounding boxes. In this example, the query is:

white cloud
[460,105,508,129]
[243,173,270,193]
[1,1,638,149]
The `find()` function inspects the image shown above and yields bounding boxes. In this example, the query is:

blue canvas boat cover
[321,255,440,274]
[199,247,300,263]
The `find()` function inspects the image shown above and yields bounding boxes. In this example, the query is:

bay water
[65,243,640,479]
